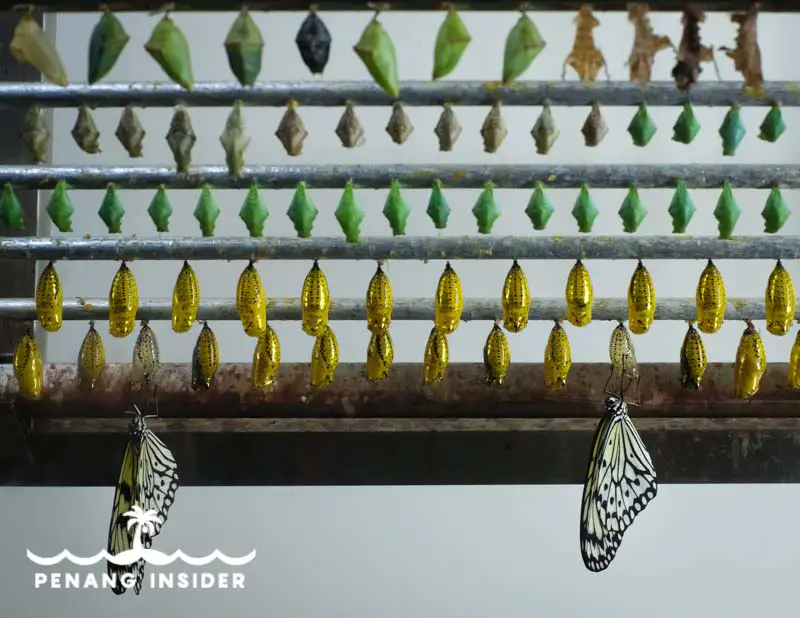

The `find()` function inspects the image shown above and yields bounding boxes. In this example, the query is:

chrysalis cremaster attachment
[220,101,250,177]
[14,327,43,400]
[145,11,194,90]
[502,10,546,83]
[275,100,308,156]
[116,105,145,158]
[481,101,508,154]
[171,260,200,334]
[20,105,50,164]
[224,7,264,87]
[366,262,393,333]
[236,260,267,337]
[36,260,62,333]
[11,7,68,86]
[734,320,766,399]
[432,7,471,80]
[131,320,160,391]
[544,321,571,391]
[385,102,414,145]
[483,322,510,386]
[295,9,332,75]
[434,104,462,152]
[72,104,101,154]
[502,260,530,334]
[252,325,281,390]
[166,106,196,174]
[335,102,365,148]
[353,11,400,98]
[78,321,106,391]
[301,260,331,337]
[108,261,138,338]
[192,322,219,391]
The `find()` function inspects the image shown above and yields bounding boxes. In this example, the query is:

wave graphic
[26,548,257,568]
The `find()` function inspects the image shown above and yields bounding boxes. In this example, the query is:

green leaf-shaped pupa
[618,187,647,233]
[571,183,598,234]
[627,104,657,147]
[46,180,74,233]
[148,185,173,232]
[719,104,746,156]
[713,181,741,240]
[335,180,365,243]
[0,184,24,230]
[239,184,269,237]
[759,104,786,143]
[88,9,130,84]
[502,12,545,83]
[525,181,554,231]
[672,102,701,144]
[426,179,450,230]
[762,187,791,234]
[353,14,399,98]
[98,183,125,233]
[432,8,471,80]
[667,180,696,234]
[383,179,410,236]
[224,7,264,87]
[193,184,220,238]
[287,181,319,238]
[472,181,500,234]
[144,14,194,90]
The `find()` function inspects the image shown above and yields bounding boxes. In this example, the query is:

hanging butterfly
[107,404,179,595]
[579,349,657,572]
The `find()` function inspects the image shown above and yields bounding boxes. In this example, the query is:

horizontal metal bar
[1,81,796,109]
[1,164,796,190]
[4,236,800,261]
[0,297,792,322]
[24,1,800,12]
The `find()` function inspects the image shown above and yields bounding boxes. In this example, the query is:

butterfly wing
[579,413,623,572]
[595,413,657,537]
[138,426,180,540]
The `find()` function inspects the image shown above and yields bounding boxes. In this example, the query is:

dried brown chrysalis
[115,105,145,158]
[480,101,508,154]
[385,102,414,145]
[581,101,608,147]
[672,7,720,91]
[276,100,309,156]
[434,103,462,152]
[562,5,609,82]
[71,104,101,154]
[335,102,365,148]
[627,4,674,83]
[719,4,763,94]
[166,106,196,174]
[20,105,50,163]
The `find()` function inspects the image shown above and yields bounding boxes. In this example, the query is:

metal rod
[1,81,796,109]
[4,236,800,261]
[23,1,800,12]
[1,164,795,190]
[0,297,790,322]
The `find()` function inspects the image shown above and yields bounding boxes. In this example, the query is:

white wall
[4,10,799,615]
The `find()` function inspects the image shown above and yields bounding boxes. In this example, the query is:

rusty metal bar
[2,81,797,108]
[0,297,792,322]
[3,236,800,261]
[0,164,794,190]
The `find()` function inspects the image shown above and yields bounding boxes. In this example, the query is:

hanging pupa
[145,12,194,90]
[287,181,319,238]
[78,321,105,391]
[236,260,267,337]
[627,103,657,147]
[544,321,571,391]
[501,260,530,334]
[484,322,511,386]
[571,183,599,234]
[310,325,340,388]
[98,184,125,234]
[385,102,414,145]
[759,104,786,143]
[115,105,146,158]
[435,262,463,335]
[426,179,451,230]
[108,261,138,338]
[366,330,394,382]
[171,260,200,334]
[148,185,173,233]
[472,181,500,234]
[423,326,449,386]
[13,328,43,400]
[609,322,639,383]
[224,7,264,87]
[88,8,130,84]
[672,102,701,145]
[668,180,696,234]
[220,101,250,177]
[335,180,365,243]
[734,321,766,399]
[434,104,462,152]
[20,105,50,164]
[432,7,471,80]
[335,102,366,148]
[36,260,62,332]
[239,184,269,237]
[353,12,399,98]
[627,260,656,335]
[618,187,648,233]
[301,260,331,337]
[719,104,746,156]
[131,320,160,390]
[276,100,308,156]
[581,102,609,147]
[71,105,101,154]
[295,9,332,75]
[366,262,393,333]
[0,184,25,230]
[696,259,726,334]
[531,103,559,155]
[525,182,554,231]
[713,181,741,240]
[252,325,281,390]
[383,179,411,236]
[565,259,593,327]
[680,322,707,390]
[789,329,800,390]
[166,106,196,174]
[193,184,221,237]
[502,11,546,83]
[765,260,796,336]
[11,8,68,86]
[46,180,75,233]
[481,101,508,154]
[192,322,219,391]
[762,187,791,234]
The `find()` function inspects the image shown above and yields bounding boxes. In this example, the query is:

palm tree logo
[124,505,162,553]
